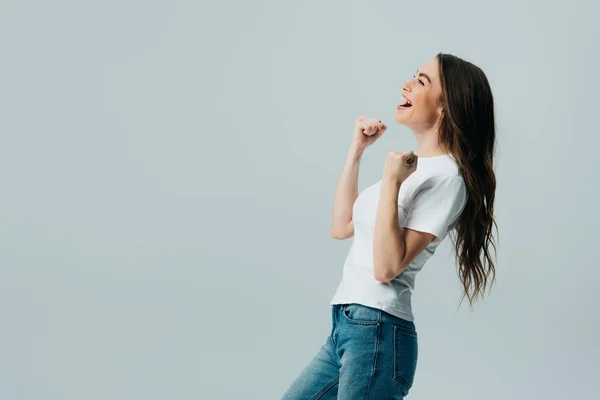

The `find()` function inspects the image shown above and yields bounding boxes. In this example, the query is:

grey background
[1,0,598,399]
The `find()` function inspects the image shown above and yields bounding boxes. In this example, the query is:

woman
[281,53,498,399]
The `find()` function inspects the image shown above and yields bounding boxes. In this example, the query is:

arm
[373,178,435,282]
[330,143,364,240]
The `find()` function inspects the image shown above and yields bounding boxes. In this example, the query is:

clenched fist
[383,151,418,185]
[352,115,387,149]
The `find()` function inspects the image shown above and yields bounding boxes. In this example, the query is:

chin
[394,111,410,126]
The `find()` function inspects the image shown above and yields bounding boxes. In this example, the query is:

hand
[383,151,418,185]
[352,115,386,149]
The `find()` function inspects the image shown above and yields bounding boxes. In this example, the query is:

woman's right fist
[352,115,387,149]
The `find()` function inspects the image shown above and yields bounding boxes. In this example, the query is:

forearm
[331,144,364,234]
[373,178,407,282]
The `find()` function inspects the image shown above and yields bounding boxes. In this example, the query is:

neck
[410,125,447,158]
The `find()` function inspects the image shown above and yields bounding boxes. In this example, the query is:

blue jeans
[281,303,418,399]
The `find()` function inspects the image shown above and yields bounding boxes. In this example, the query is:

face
[395,57,444,131]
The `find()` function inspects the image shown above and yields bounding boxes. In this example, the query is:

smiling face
[395,57,444,131]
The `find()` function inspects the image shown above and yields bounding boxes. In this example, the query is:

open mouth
[397,96,412,109]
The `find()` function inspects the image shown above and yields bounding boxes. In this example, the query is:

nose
[402,80,413,92]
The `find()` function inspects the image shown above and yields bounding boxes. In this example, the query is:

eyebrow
[416,70,431,84]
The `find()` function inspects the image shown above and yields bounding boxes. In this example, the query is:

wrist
[348,144,365,160]
[381,178,402,198]
[383,175,403,188]
[349,140,366,153]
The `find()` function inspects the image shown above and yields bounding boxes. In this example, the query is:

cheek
[420,95,441,117]
[413,102,434,118]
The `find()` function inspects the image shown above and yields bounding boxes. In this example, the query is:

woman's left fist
[383,150,418,184]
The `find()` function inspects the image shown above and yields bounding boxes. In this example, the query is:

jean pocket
[393,325,418,391]
[341,304,380,326]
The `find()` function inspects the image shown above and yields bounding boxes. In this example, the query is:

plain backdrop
[1,0,599,399]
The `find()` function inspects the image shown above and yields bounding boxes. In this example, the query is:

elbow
[373,265,394,283]
[330,229,344,240]
[330,226,353,240]
[331,219,354,240]
[374,272,391,283]
[374,261,407,283]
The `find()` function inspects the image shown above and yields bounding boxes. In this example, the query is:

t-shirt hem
[330,299,415,322]
[403,223,445,240]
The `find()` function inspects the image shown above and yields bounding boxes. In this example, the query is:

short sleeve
[403,175,467,240]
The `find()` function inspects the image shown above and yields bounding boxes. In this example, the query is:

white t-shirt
[329,153,468,321]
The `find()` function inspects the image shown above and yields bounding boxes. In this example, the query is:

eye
[412,74,425,86]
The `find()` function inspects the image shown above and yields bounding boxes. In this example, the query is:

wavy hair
[436,53,498,308]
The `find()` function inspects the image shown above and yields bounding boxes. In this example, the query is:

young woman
[281,53,498,399]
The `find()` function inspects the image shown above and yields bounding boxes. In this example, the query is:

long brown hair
[436,53,498,308]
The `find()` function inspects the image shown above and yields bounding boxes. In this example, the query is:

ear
[434,107,444,130]
[436,106,444,123]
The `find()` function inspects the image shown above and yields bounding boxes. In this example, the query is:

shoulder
[419,174,464,190]
[399,155,464,201]
[410,175,466,210]
[414,154,464,189]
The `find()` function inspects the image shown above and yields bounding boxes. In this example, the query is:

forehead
[417,58,439,79]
